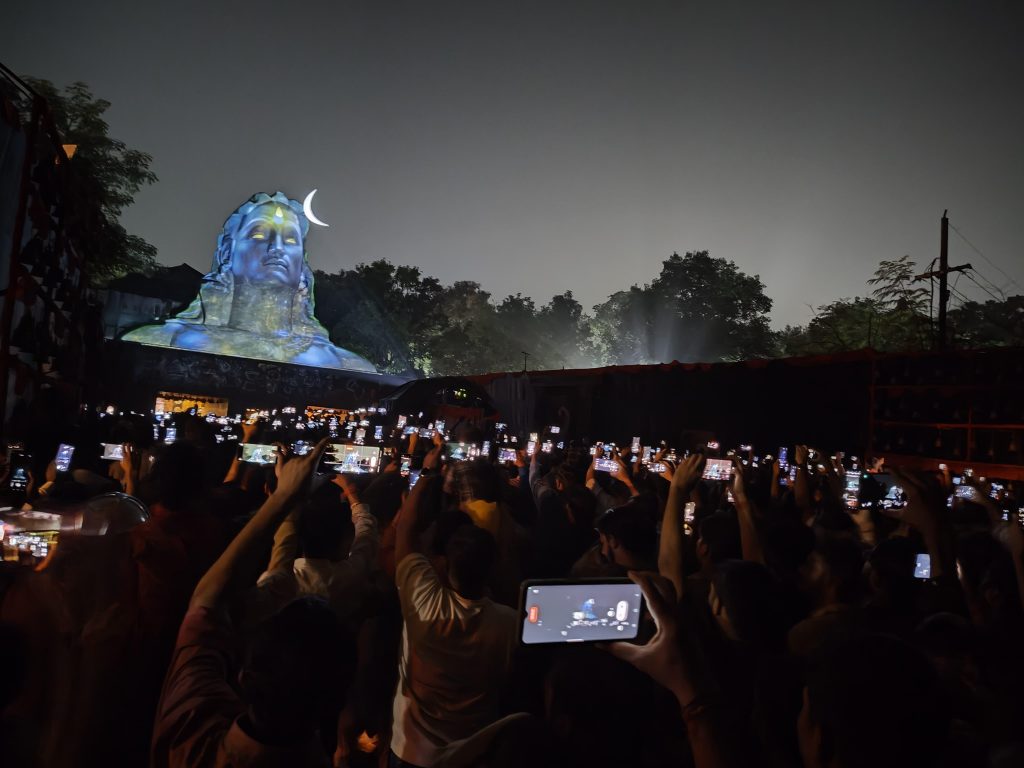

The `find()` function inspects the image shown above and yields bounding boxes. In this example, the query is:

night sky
[5,1,1023,327]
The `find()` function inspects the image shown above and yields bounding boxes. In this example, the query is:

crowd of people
[1,405,1023,768]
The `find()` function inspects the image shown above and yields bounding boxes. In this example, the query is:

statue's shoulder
[121,321,179,346]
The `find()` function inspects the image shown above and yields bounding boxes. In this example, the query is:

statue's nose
[268,231,285,253]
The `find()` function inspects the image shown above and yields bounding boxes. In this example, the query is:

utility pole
[521,351,531,371]
[916,211,971,350]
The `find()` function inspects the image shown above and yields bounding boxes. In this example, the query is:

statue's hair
[175,192,328,339]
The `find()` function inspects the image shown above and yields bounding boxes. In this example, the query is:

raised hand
[603,571,694,705]
[670,454,705,495]
[274,438,328,500]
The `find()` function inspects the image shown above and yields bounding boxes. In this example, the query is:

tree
[590,251,775,365]
[18,79,158,283]
[949,296,1024,348]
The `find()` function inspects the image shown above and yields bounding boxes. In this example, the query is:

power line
[963,270,1006,304]
[948,222,1023,293]
[965,267,1006,300]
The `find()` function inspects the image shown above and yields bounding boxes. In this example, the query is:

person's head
[798,634,947,768]
[240,597,356,745]
[867,536,917,605]
[445,524,497,599]
[551,463,578,493]
[452,458,502,504]
[563,483,598,532]
[709,559,787,650]
[146,441,207,511]
[594,499,658,568]
[800,534,865,609]
[697,512,742,569]
[296,484,353,560]
[360,471,407,528]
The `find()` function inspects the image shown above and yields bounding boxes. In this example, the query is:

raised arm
[395,473,438,564]
[191,439,327,611]
[660,454,705,598]
[731,457,764,564]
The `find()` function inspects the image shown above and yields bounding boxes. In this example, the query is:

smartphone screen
[320,444,381,474]
[914,553,931,580]
[9,466,28,491]
[549,426,561,434]
[448,443,475,461]
[594,457,619,473]
[55,443,75,473]
[397,415,408,429]
[400,455,412,477]
[842,471,861,510]
[374,425,384,441]
[631,436,641,453]
[778,447,788,471]
[541,440,553,454]
[526,441,536,456]
[498,446,517,463]
[291,441,311,456]
[100,443,125,461]
[701,458,733,481]
[649,462,668,473]
[529,432,539,443]
[520,579,644,645]
[482,440,491,455]
[240,443,278,465]
[164,427,177,444]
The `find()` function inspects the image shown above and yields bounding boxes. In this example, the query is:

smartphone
[482,440,491,456]
[291,441,311,456]
[706,440,720,451]
[8,466,29,492]
[447,443,475,462]
[701,458,733,481]
[408,468,422,488]
[739,444,752,452]
[530,432,539,443]
[549,426,561,435]
[631,436,641,454]
[526,441,536,456]
[164,427,177,444]
[649,462,668,473]
[955,485,978,501]
[684,501,696,526]
[914,553,931,580]
[400,455,412,477]
[541,440,553,454]
[374,425,384,441]
[320,444,382,474]
[397,415,408,429]
[55,443,75,473]
[594,457,619,473]
[498,446,517,463]
[403,426,418,436]
[519,579,644,645]
[842,471,861,510]
[418,427,435,438]
[100,443,125,461]
[778,446,788,471]
[989,482,1004,500]
[435,420,446,435]
[240,443,278,465]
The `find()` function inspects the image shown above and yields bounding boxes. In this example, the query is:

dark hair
[361,471,407,528]
[712,560,787,650]
[296,484,352,560]
[868,536,917,605]
[241,597,356,744]
[815,535,866,606]
[454,458,502,503]
[146,442,207,510]
[805,633,947,768]
[563,484,598,530]
[594,501,657,561]
[698,512,742,564]
[445,524,497,599]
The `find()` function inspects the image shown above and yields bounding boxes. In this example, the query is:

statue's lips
[262,256,290,271]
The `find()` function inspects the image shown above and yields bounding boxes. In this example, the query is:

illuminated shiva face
[230,203,304,287]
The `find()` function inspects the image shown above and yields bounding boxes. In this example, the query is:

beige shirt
[391,553,517,767]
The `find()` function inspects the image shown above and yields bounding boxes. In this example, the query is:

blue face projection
[122,192,376,373]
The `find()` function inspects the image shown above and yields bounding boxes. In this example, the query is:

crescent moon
[303,189,330,227]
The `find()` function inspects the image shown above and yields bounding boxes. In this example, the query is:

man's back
[391,553,517,767]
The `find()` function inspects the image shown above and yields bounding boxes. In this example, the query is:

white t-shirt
[391,553,517,767]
